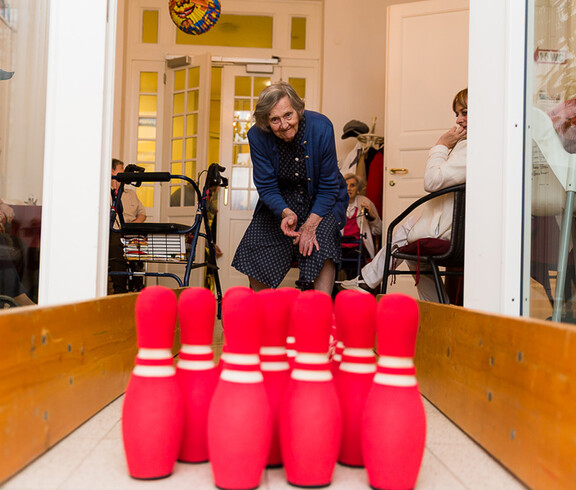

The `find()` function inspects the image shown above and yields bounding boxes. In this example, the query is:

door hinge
[163,73,167,85]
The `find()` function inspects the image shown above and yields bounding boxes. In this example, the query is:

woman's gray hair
[343,172,366,192]
[253,81,305,131]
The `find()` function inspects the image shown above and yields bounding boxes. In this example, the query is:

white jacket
[406,139,467,243]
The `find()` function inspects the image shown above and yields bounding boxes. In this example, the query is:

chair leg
[428,259,447,304]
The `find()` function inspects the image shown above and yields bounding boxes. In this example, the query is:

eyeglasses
[269,111,295,127]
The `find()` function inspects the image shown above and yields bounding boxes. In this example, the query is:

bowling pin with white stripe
[280,290,342,488]
[176,287,218,463]
[334,290,377,467]
[207,287,272,490]
[258,287,298,467]
[362,293,426,490]
[122,286,184,479]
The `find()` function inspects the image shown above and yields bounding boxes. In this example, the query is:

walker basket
[121,234,188,263]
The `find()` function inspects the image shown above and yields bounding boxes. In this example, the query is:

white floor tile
[2,393,527,490]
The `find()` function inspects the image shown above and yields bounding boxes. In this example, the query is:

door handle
[390,168,408,175]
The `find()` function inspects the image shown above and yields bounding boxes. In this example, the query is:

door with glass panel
[217,65,314,290]
[159,54,211,287]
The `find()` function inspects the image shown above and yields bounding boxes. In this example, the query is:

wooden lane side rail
[415,301,576,490]
[0,294,141,484]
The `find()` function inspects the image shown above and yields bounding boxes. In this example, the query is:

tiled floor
[3,395,526,490]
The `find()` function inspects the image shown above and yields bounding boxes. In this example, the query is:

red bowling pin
[258,287,298,467]
[280,290,342,488]
[176,287,218,463]
[207,287,272,490]
[122,286,184,479]
[362,293,426,490]
[334,290,377,467]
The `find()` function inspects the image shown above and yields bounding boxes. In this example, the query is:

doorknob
[389,181,396,187]
[390,168,408,175]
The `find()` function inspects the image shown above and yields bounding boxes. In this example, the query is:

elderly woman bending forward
[232,82,348,293]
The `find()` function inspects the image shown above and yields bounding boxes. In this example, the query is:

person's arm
[295,117,341,256]
[133,195,146,223]
[360,196,382,235]
[424,136,467,193]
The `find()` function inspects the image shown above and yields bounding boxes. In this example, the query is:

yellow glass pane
[172,116,184,138]
[233,121,250,143]
[184,185,195,207]
[233,144,251,165]
[136,186,154,207]
[137,140,156,162]
[173,93,185,114]
[142,10,159,44]
[187,90,199,112]
[289,78,306,100]
[235,77,251,97]
[291,17,306,50]
[176,14,273,48]
[140,72,158,93]
[172,139,183,160]
[139,95,157,117]
[254,77,271,97]
[187,114,198,136]
[174,70,186,91]
[185,161,195,178]
[138,126,156,139]
[138,163,155,173]
[171,162,182,175]
[170,186,181,207]
[188,67,200,88]
[186,138,197,159]
[138,117,156,139]
[234,98,252,115]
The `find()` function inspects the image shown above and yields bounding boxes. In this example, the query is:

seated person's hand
[214,244,223,258]
[281,208,299,238]
[294,223,320,257]
[437,125,467,149]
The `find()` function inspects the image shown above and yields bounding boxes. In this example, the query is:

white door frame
[465,0,527,315]
[39,1,117,305]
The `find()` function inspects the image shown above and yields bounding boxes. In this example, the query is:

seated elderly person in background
[342,88,468,302]
[232,81,348,293]
[340,173,381,278]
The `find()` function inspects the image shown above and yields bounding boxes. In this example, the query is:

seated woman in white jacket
[342,88,467,302]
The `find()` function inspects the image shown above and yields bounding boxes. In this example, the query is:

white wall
[322,0,428,164]
[321,0,387,163]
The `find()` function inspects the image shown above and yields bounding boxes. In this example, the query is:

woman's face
[268,96,299,142]
[455,102,468,130]
[346,177,359,200]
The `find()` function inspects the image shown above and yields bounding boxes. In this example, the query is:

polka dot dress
[232,116,341,288]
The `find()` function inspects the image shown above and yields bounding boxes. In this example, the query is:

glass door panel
[525,1,576,323]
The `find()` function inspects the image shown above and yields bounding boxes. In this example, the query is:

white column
[39,0,117,305]
[465,0,526,315]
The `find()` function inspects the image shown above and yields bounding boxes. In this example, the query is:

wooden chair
[381,184,466,304]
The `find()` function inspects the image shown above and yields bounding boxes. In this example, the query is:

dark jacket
[247,110,349,227]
